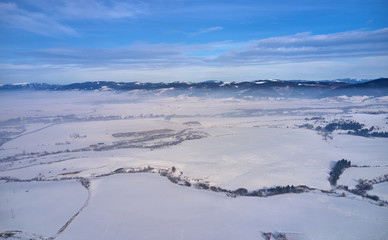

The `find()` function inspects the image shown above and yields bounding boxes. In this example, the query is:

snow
[369,182,388,201]
[100,86,113,91]
[0,118,183,156]
[338,166,388,188]
[328,135,388,166]
[0,180,88,237]
[220,82,231,86]
[57,174,388,240]
[12,82,29,86]
[1,90,387,239]
[126,127,335,190]
[1,121,385,191]
[3,119,387,191]
[0,92,387,192]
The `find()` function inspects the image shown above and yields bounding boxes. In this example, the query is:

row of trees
[324,120,364,132]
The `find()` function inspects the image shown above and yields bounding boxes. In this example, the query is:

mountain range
[1,78,387,98]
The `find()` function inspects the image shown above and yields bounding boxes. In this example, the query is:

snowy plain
[58,173,388,240]
[0,90,387,240]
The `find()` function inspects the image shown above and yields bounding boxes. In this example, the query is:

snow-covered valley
[1,90,388,240]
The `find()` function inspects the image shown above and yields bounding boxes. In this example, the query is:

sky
[0,0,388,84]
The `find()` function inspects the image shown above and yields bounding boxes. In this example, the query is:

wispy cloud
[173,26,223,37]
[0,2,78,37]
[19,43,191,67]
[3,28,388,83]
[15,28,388,67]
[2,56,388,84]
[190,26,223,36]
[25,0,146,20]
[215,28,388,64]
[0,0,146,37]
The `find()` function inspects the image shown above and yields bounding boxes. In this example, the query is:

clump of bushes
[329,159,351,186]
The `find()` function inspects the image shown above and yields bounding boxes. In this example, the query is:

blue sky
[0,0,387,83]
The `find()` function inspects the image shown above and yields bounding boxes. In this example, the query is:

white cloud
[0,0,146,37]
[16,28,388,69]
[19,43,190,67]
[189,26,223,36]
[173,26,223,37]
[23,0,146,20]
[1,28,387,83]
[2,55,388,84]
[0,2,78,37]
[215,28,388,64]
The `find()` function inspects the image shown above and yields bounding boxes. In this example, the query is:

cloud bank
[12,28,388,68]
[216,28,388,64]
[1,27,387,83]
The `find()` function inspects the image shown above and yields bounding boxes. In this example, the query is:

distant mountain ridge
[1,78,387,98]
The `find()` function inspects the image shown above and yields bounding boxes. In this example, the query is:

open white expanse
[1,90,387,239]
[370,182,388,202]
[0,180,88,237]
[57,174,388,240]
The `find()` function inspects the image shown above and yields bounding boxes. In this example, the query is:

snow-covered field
[0,90,387,239]
[0,180,88,237]
[58,174,388,240]
[369,182,388,202]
